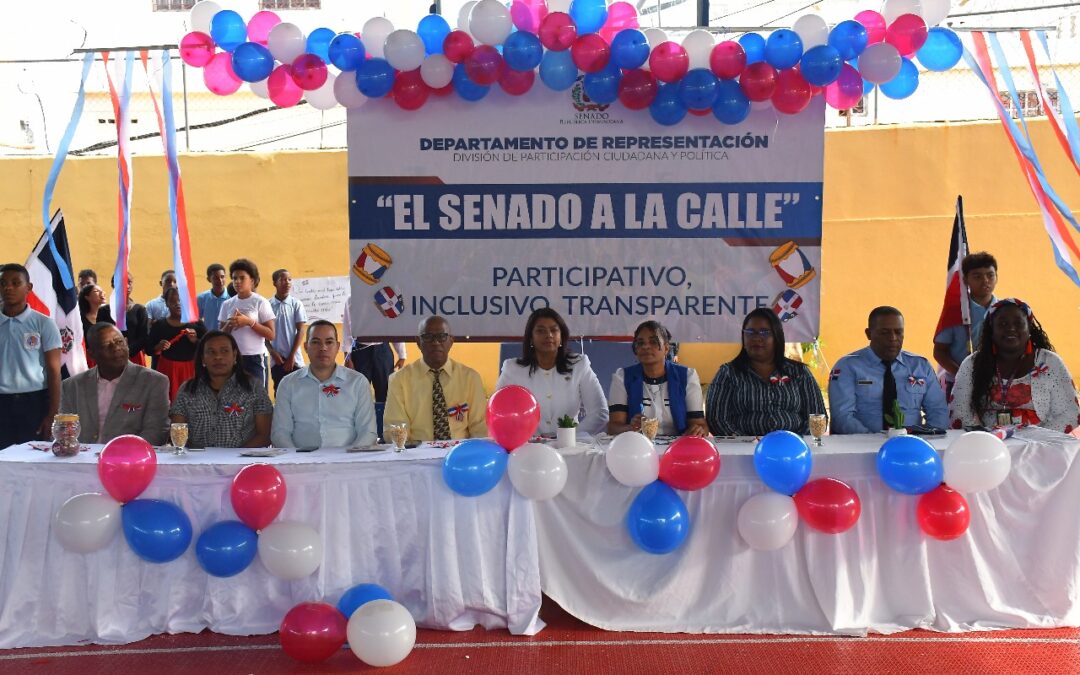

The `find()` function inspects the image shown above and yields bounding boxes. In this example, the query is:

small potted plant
[884,401,907,437]
[556,415,578,449]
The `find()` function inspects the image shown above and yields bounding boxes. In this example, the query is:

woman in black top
[78,284,114,368]
[149,287,206,400]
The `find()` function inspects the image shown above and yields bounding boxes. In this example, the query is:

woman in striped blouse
[706,308,825,436]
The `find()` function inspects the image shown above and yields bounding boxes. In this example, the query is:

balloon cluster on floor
[178,0,964,124]
[876,430,1011,540]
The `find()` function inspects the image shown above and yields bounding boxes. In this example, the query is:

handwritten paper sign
[291,276,350,322]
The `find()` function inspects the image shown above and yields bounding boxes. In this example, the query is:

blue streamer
[159,50,195,322]
[1036,31,1080,169]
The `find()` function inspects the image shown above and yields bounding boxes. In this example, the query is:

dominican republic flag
[374,286,404,319]
[771,289,803,322]
[25,209,87,378]
[933,196,971,346]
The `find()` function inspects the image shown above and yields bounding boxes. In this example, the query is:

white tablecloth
[535,429,1080,635]
[0,443,543,649]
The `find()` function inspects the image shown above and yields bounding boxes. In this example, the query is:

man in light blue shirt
[934,252,998,396]
[268,269,308,392]
[271,320,377,449]
[145,269,178,323]
[196,263,229,331]
[829,306,948,434]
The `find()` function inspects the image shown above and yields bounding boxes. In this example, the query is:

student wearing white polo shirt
[218,259,275,389]
[0,264,62,448]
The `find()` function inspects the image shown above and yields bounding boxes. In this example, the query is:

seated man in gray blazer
[60,323,170,444]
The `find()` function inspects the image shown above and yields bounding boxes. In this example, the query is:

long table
[0,443,543,649]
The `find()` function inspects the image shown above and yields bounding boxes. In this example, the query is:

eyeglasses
[742,328,773,339]
[420,332,450,344]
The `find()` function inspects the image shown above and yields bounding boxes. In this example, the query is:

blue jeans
[241,354,267,390]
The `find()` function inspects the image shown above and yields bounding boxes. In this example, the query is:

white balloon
[54,492,121,553]
[548,0,572,12]
[858,42,902,84]
[792,14,830,50]
[267,22,305,65]
[737,492,798,551]
[682,29,716,70]
[257,521,323,580]
[470,0,514,46]
[643,28,668,49]
[249,78,270,99]
[920,0,952,26]
[362,17,395,59]
[306,72,338,110]
[189,0,221,35]
[420,54,454,89]
[606,432,659,487]
[508,443,568,500]
[883,0,924,25]
[347,600,417,668]
[943,431,1012,493]
[458,1,479,32]
[383,29,426,72]
[334,71,369,108]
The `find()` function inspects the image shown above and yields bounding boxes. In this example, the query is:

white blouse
[496,354,609,435]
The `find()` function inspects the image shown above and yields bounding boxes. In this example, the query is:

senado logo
[560,78,624,125]
[570,80,610,112]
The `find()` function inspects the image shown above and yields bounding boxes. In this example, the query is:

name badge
[856,379,874,385]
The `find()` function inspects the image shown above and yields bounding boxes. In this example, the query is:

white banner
[348,84,824,342]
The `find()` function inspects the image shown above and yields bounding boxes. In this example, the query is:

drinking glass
[809,414,828,447]
[170,423,189,456]
[387,423,408,452]
[639,417,659,442]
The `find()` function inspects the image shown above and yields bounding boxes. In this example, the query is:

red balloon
[443,30,475,64]
[649,42,689,83]
[739,62,778,102]
[464,45,505,86]
[279,602,347,663]
[794,477,861,534]
[885,14,928,57]
[291,53,328,91]
[180,31,215,68]
[917,485,970,540]
[231,463,286,531]
[486,385,541,451]
[688,108,711,116]
[571,33,611,73]
[771,68,812,115]
[98,435,157,503]
[431,82,455,96]
[710,41,746,80]
[617,68,657,110]
[499,67,536,96]
[393,69,429,110]
[658,437,721,491]
[538,12,577,52]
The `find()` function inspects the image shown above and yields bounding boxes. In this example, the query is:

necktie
[431,369,450,440]
[882,360,897,430]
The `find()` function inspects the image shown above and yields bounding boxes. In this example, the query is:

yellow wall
[2,119,1078,394]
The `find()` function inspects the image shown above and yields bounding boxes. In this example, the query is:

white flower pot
[556,427,577,449]
[887,427,908,437]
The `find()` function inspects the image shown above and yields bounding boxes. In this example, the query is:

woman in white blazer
[496,308,608,435]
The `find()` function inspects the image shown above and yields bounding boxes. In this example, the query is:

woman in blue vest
[606,320,708,437]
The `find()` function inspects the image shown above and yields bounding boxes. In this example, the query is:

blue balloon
[626,481,690,554]
[570,0,608,35]
[418,14,451,55]
[649,83,687,126]
[210,10,247,53]
[753,430,813,495]
[738,33,766,65]
[611,29,650,69]
[712,79,750,124]
[122,499,193,563]
[679,68,719,110]
[764,29,803,70]
[306,27,335,63]
[443,438,507,495]
[917,27,963,72]
[828,20,869,62]
[583,64,621,104]
[800,45,843,86]
[539,50,579,91]
[356,58,395,98]
[329,33,366,72]
[452,64,491,101]
[877,435,942,494]
[504,31,543,72]
[231,42,274,83]
[195,520,257,577]
[337,583,393,619]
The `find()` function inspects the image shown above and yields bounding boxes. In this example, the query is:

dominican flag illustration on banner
[25,209,87,377]
[771,289,803,322]
[933,196,971,347]
[374,286,404,319]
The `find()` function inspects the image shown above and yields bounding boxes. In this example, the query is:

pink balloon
[204,51,242,95]
[511,0,549,33]
[487,385,541,451]
[886,14,929,57]
[291,53,328,91]
[464,45,505,86]
[538,12,577,51]
[710,41,746,80]
[855,10,888,45]
[599,2,639,42]
[649,42,689,83]
[246,10,281,46]
[824,63,863,109]
[499,67,536,96]
[772,67,812,115]
[393,69,430,110]
[739,62,778,101]
[658,437,721,491]
[231,463,286,531]
[98,435,157,503]
[571,33,611,73]
[279,602,347,664]
[618,68,657,109]
[180,31,216,68]
[443,30,475,64]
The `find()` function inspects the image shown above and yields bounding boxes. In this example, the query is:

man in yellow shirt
[384,315,488,441]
